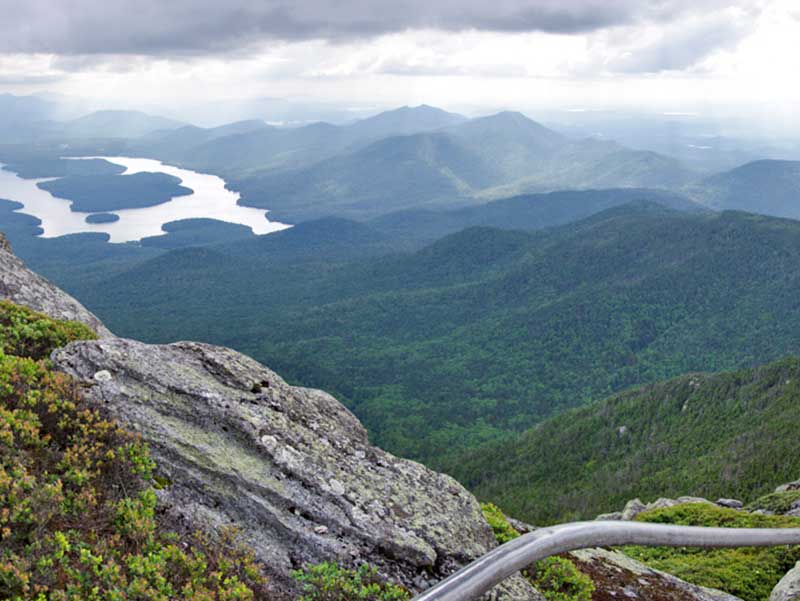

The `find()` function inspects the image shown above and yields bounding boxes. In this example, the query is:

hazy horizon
[0,0,797,136]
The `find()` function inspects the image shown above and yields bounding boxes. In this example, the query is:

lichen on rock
[52,337,537,598]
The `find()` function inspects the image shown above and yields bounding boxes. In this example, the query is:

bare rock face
[52,337,538,599]
[0,232,112,337]
[716,498,744,510]
[570,547,743,601]
[777,481,800,493]
[621,498,648,521]
[0,232,11,253]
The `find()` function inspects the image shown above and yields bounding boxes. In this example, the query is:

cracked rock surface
[52,337,538,598]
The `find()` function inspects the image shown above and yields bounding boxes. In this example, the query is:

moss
[528,556,594,601]
[623,503,800,601]
[152,475,172,490]
[746,491,800,514]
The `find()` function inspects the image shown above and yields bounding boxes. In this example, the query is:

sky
[0,0,797,128]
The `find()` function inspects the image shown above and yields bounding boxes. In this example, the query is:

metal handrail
[412,520,800,600]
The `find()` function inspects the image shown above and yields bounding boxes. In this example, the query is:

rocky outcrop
[0,232,111,337]
[509,515,743,600]
[622,498,648,521]
[598,496,721,521]
[777,481,800,493]
[0,232,11,253]
[771,562,800,601]
[716,498,744,509]
[570,547,742,601]
[52,337,538,599]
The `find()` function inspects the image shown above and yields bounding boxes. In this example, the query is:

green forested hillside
[69,204,800,468]
[232,132,499,222]
[687,160,800,218]
[367,187,701,244]
[447,357,800,525]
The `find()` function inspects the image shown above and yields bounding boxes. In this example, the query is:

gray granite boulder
[52,337,538,599]
[771,562,800,601]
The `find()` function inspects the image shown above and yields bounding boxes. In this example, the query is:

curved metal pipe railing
[412,520,800,600]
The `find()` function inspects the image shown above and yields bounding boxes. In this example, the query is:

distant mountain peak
[351,105,468,136]
[55,109,186,138]
[471,110,556,130]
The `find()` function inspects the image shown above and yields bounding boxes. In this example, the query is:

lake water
[0,156,290,243]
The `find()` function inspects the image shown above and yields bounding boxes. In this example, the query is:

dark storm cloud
[0,0,751,55]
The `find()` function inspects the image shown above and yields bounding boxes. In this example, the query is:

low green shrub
[528,556,594,601]
[0,300,97,360]
[481,502,520,544]
[292,562,410,600]
[746,491,800,514]
[0,301,271,599]
[480,503,594,600]
[624,503,800,601]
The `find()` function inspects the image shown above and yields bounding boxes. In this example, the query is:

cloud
[0,0,757,55]
[586,6,761,74]
[0,73,64,85]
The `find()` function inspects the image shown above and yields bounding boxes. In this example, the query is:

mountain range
[149,109,699,222]
[687,159,800,219]
[3,100,800,225]
[10,228,800,601]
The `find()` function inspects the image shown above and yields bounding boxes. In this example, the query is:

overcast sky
[0,0,797,126]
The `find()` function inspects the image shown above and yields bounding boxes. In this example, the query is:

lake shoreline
[0,157,291,243]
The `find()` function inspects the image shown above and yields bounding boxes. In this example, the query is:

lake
[0,156,290,243]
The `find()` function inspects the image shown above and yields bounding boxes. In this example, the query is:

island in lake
[85,212,120,224]
[37,172,193,212]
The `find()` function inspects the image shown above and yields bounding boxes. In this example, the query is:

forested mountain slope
[71,204,800,467]
[448,357,800,525]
